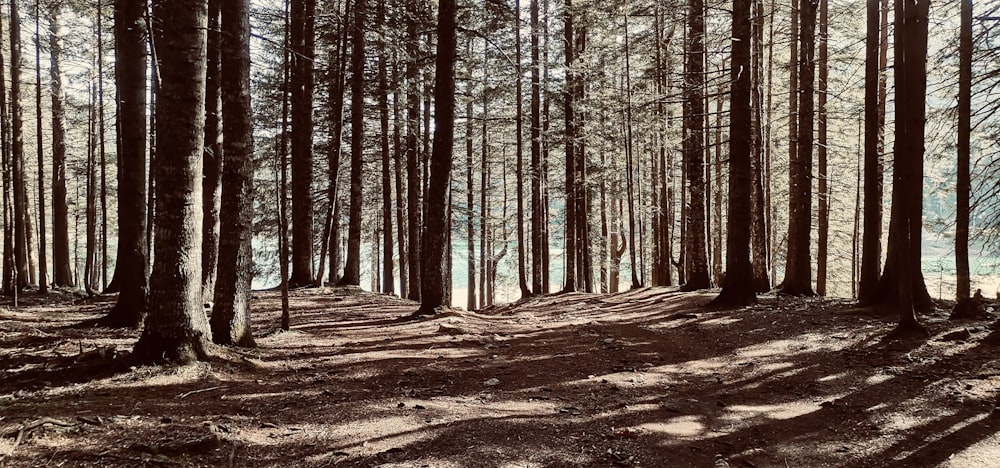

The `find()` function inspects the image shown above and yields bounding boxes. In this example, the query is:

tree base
[885,321,928,340]
[950,298,989,321]
[710,288,757,308]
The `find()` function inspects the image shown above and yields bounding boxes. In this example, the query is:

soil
[1,287,999,467]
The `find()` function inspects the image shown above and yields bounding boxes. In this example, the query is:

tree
[857,0,883,303]
[377,0,394,295]
[953,0,974,316]
[0,2,13,298]
[10,0,29,290]
[881,0,931,335]
[779,0,816,296]
[529,0,544,294]
[415,0,457,316]
[48,2,72,288]
[211,0,256,347]
[132,0,213,364]
[514,0,531,298]
[288,0,316,287]
[404,2,422,300]
[202,0,223,302]
[815,0,829,296]
[714,0,755,306]
[339,0,365,286]
[34,0,48,294]
[679,0,710,291]
[98,0,149,327]
[749,0,770,292]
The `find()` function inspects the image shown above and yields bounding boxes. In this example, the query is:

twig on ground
[178,386,226,399]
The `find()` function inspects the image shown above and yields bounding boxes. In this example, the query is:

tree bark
[339,0,365,286]
[10,0,28,290]
[816,0,829,296]
[211,0,256,347]
[99,0,149,327]
[33,0,48,294]
[680,0,710,291]
[132,0,213,364]
[857,0,883,303]
[415,0,457,316]
[750,0,770,292]
[288,0,316,287]
[779,0,816,296]
[202,0,223,303]
[954,0,972,305]
[377,0,394,295]
[48,3,72,288]
[404,5,422,300]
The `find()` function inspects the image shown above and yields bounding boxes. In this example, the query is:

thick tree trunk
[99,0,149,327]
[954,0,972,306]
[288,0,316,287]
[857,0,884,303]
[339,0,365,286]
[680,0,710,291]
[779,0,816,296]
[132,0,213,364]
[415,0,457,316]
[49,4,72,288]
[211,0,256,347]
[714,0,755,306]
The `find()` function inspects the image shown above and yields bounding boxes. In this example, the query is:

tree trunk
[33,1,48,294]
[816,0,829,296]
[48,3,72,288]
[99,0,149,327]
[750,0,770,293]
[405,5,421,300]
[393,59,407,298]
[514,0,531,299]
[529,0,544,294]
[623,7,641,290]
[211,0,256,347]
[954,0,972,306]
[377,0,394,294]
[202,0,222,303]
[323,0,351,285]
[132,0,213,364]
[857,0,884,303]
[680,0,710,291]
[0,7,13,298]
[714,0,755,306]
[415,0,457,316]
[339,0,365,286]
[465,57,477,310]
[562,0,576,292]
[779,0,816,296]
[10,0,29,290]
[288,0,316,287]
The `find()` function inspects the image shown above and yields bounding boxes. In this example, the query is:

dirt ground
[1,286,999,467]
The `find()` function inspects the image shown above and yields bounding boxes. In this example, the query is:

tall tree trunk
[415,0,457,316]
[288,0,316,287]
[954,0,972,309]
[393,58,407,298]
[562,0,577,292]
[405,4,421,300]
[514,0,531,298]
[339,0,365,286]
[377,0,394,294]
[132,0,213,364]
[85,80,97,295]
[529,0,543,294]
[623,6,641,289]
[881,0,931,334]
[779,0,816,296]
[540,0,551,292]
[48,3,72,288]
[323,0,351,285]
[202,0,222,303]
[211,0,256,347]
[465,57,476,311]
[816,0,829,296]
[715,0,755,306]
[99,0,149,327]
[750,0,770,292]
[34,0,48,294]
[0,8,13,298]
[10,0,28,289]
[575,22,592,293]
[857,0,884,303]
[680,0,710,291]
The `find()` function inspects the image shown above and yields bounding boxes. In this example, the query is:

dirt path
[1,287,998,467]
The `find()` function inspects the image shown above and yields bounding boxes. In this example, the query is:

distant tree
[415,0,457,316]
[132,0,213,364]
[714,0,755,306]
[33,0,48,294]
[530,0,544,294]
[0,4,12,298]
[10,0,29,290]
[514,0,531,299]
[211,0,256,347]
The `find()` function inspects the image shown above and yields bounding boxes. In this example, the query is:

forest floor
[1,287,999,467]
